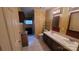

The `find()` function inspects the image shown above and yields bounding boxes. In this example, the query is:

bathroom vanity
[43,31,79,51]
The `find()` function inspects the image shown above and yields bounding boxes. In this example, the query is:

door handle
[18,40,21,43]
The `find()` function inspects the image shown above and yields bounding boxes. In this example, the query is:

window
[24,20,32,24]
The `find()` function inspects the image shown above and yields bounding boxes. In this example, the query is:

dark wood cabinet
[18,11,25,22]
[43,33,68,51]
[21,31,28,47]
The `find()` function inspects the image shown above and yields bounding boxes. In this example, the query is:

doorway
[18,7,35,47]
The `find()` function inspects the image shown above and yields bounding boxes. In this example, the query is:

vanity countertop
[44,31,79,51]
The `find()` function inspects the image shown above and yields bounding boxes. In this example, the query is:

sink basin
[52,33,70,41]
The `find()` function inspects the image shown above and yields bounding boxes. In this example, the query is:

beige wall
[34,8,45,37]
[45,9,53,30]
[59,8,70,34]
[18,7,22,11]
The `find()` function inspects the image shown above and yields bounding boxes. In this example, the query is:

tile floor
[22,35,50,51]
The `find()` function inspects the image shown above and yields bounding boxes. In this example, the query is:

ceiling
[21,7,55,16]
[21,7,34,16]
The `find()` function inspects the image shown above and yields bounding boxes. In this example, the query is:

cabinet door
[3,8,22,51]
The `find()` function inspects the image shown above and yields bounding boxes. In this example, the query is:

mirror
[52,14,60,32]
[52,8,61,32]
[67,11,79,39]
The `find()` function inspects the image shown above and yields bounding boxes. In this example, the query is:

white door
[0,8,12,51]
[3,8,22,51]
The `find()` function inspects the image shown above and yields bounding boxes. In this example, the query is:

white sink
[52,33,70,41]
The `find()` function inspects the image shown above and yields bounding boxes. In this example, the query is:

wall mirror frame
[52,8,62,32]
[66,10,79,39]
[52,14,60,32]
